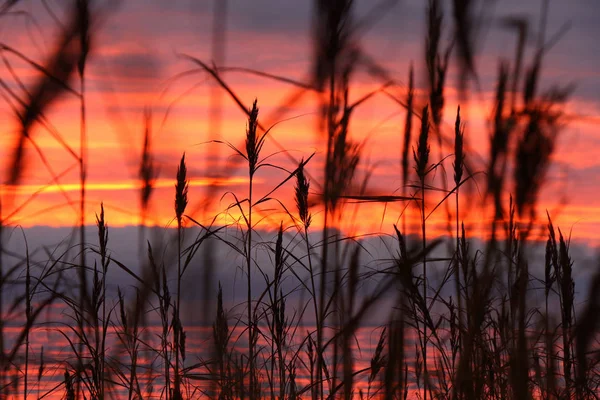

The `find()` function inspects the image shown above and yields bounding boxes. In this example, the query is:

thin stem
[163,292,170,400]
[317,207,328,400]
[545,292,550,398]
[455,187,463,349]
[247,173,254,398]
[175,220,182,397]
[304,225,319,400]
[77,70,87,400]
[316,58,337,400]
[101,267,107,399]
[24,250,30,400]
[421,177,428,400]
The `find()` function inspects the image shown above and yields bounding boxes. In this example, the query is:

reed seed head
[245,99,260,175]
[312,0,355,91]
[140,109,156,212]
[544,237,555,297]
[393,224,408,266]
[213,282,229,354]
[369,327,386,383]
[402,64,414,187]
[453,105,464,186]
[295,160,312,228]
[95,202,109,271]
[76,0,91,77]
[514,111,554,218]
[414,105,430,181]
[275,222,284,278]
[326,117,361,211]
[180,327,187,362]
[175,153,188,225]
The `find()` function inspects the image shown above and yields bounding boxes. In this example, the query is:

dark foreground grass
[0,0,598,399]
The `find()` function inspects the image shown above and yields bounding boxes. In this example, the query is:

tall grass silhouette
[0,0,598,399]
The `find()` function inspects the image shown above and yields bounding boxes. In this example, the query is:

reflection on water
[2,308,431,399]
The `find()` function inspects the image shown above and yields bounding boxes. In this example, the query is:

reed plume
[414,106,430,181]
[453,105,465,357]
[401,64,414,190]
[175,154,189,226]
[174,152,188,400]
[245,100,260,397]
[425,0,450,131]
[295,159,312,229]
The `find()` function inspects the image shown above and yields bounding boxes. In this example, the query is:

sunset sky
[1,0,599,243]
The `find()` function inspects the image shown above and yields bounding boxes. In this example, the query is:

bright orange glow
[5,177,254,195]
[0,1,596,249]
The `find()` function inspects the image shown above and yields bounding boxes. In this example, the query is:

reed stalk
[245,100,260,398]
[453,106,464,350]
[174,153,188,399]
[414,105,430,400]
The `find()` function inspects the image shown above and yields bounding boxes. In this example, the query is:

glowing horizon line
[2,176,256,195]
